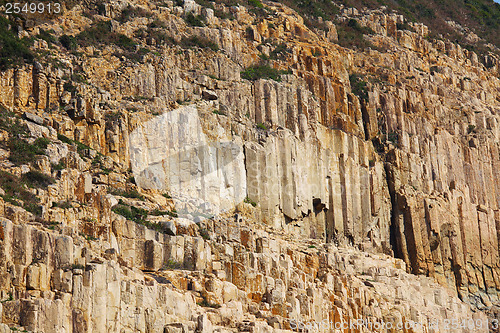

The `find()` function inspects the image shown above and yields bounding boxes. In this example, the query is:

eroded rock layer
[0,0,499,331]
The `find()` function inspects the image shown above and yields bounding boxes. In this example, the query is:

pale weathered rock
[144,239,163,271]
[0,0,498,330]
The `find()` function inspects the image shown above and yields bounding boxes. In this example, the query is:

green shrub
[241,64,290,82]
[112,204,136,221]
[0,16,34,70]
[37,29,57,45]
[52,160,66,171]
[163,259,183,270]
[270,43,290,59]
[76,20,113,45]
[387,131,399,144]
[63,81,77,93]
[0,109,47,164]
[0,108,27,136]
[0,171,34,202]
[112,202,176,232]
[118,5,151,23]
[0,171,42,216]
[76,20,137,52]
[150,209,178,218]
[105,111,121,122]
[337,20,376,50]
[8,137,49,165]
[349,74,369,102]
[185,12,205,26]
[396,21,415,32]
[198,298,221,308]
[244,196,257,207]
[52,200,73,209]
[199,227,210,240]
[60,35,77,50]
[180,36,219,51]
[57,133,73,145]
[22,171,54,188]
[109,188,145,200]
[247,0,264,8]
[280,0,339,21]
[256,123,267,131]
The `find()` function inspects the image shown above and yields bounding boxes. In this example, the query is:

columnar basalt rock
[0,0,499,331]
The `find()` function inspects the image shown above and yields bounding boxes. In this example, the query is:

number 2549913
[4,3,61,14]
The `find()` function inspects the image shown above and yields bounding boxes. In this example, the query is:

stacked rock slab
[0,0,499,329]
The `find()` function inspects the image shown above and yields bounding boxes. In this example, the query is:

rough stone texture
[0,0,499,331]
[0,216,490,332]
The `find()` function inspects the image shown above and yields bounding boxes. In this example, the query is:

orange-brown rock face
[347,14,500,310]
[0,0,499,331]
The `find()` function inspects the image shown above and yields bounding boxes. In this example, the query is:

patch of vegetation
[256,123,267,131]
[57,133,73,145]
[269,43,290,60]
[0,292,13,303]
[241,64,290,82]
[112,203,148,223]
[467,124,477,134]
[80,232,98,241]
[248,0,264,7]
[198,298,221,308]
[75,20,137,54]
[387,131,399,144]
[8,137,50,165]
[198,227,210,240]
[57,134,95,158]
[162,259,183,270]
[112,200,178,232]
[396,21,415,32]
[59,34,77,50]
[337,19,377,50]
[212,109,225,115]
[258,53,269,60]
[334,0,500,59]
[36,29,57,45]
[63,81,77,94]
[118,5,151,23]
[185,12,206,26]
[0,107,27,137]
[0,16,34,70]
[51,160,66,171]
[46,221,61,230]
[244,196,257,207]
[108,188,145,200]
[135,23,177,47]
[0,170,42,216]
[22,170,54,188]
[104,111,121,122]
[180,36,219,51]
[150,209,178,218]
[52,200,72,209]
[280,0,339,22]
[349,74,369,102]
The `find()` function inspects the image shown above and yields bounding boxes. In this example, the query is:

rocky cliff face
[0,0,499,332]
